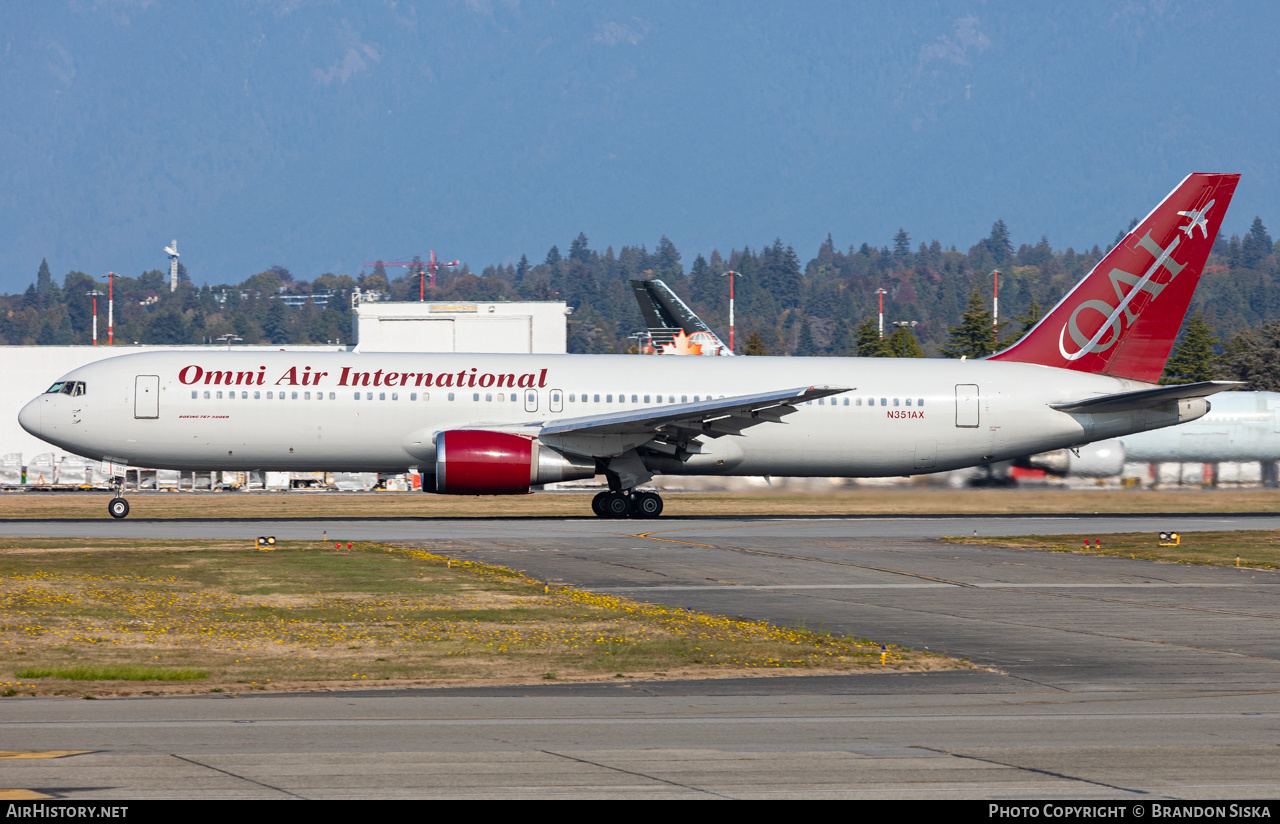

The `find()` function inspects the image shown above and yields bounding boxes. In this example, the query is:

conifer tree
[1161,312,1219,384]
[884,326,923,358]
[941,289,997,358]
[743,331,769,355]
[1220,320,1280,390]
[794,316,817,356]
[854,317,889,357]
[36,258,53,296]
[985,220,1013,265]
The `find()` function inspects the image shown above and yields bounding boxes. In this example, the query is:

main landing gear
[108,480,130,519]
[591,489,664,519]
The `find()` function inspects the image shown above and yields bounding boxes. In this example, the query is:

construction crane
[361,250,460,301]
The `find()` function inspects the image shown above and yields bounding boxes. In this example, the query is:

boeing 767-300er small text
[19,173,1241,519]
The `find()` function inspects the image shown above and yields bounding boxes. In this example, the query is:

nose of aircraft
[18,396,42,437]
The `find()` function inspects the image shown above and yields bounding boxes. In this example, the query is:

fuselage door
[549,389,563,413]
[135,375,160,419]
[524,390,539,413]
[955,384,979,428]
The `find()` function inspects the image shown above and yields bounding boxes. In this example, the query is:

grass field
[0,538,958,697]
[947,529,1280,569]
[4,486,1280,520]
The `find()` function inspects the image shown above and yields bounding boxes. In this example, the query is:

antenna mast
[165,240,180,292]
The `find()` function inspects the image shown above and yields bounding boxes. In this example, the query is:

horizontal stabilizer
[1050,381,1241,413]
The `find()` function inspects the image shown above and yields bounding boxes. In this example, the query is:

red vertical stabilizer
[989,173,1239,383]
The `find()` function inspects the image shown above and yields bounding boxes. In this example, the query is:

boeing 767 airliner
[19,173,1241,518]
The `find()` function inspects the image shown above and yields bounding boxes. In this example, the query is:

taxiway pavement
[3,513,1278,798]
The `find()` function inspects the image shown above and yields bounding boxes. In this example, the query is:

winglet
[989,174,1240,383]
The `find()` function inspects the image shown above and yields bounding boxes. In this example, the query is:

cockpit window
[45,381,85,395]
[72,383,85,396]
[45,382,65,394]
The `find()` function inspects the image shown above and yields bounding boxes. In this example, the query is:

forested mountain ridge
[4,219,1278,384]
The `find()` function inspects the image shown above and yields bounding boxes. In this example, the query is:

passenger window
[216,391,223,399]
[448,392,455,401]
[905,398,911,406]
[254,391,261,399]
[205,391,211,399]
[880,398,887,406]
[392,393,398,401]
[353,392,360,400]
[329,392,335,400]
[918,398,924,406]
[631,394,638,403]
[856,398,861,406]
[411,393,417,401]
[485,393,492,402]
[191,391,197,399]
[681,396,688,403]
[894,398,899,406]
[594,394,600,402]
[366,393,373,400]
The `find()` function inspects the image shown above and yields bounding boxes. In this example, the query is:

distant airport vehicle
[20,174,1239,519]
[1025,391,1280,477]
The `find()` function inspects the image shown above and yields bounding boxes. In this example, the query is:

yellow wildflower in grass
[0,540,919,694]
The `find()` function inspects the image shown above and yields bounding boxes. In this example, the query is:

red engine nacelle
[433,430,596,495]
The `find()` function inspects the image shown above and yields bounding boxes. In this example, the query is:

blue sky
[2,1,1277,292]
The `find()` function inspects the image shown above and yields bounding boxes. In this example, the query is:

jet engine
[430,430,596,494]
[1021,439,1126,478]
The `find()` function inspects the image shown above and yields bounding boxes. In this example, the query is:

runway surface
[4,513,1280,799]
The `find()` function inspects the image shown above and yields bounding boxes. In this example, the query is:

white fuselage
[1120,392,1280,463]
[19,350,1205,478]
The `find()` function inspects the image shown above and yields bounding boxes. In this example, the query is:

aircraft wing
[1050,381,1241,413]
[471,385,851,458]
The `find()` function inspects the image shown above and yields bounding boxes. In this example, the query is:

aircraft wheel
[603,492,633,519]
[108,498,130,519]
[632,491,663,519]
[591,490,611,517]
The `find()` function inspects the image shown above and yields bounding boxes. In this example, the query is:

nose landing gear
[108,496,130,519]
[108,478,130,519]
[591,489,663,519]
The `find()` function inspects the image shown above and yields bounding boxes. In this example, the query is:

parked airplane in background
[629,278,731,356]
[1025,391,1280,478]
[20,174,1240,519]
